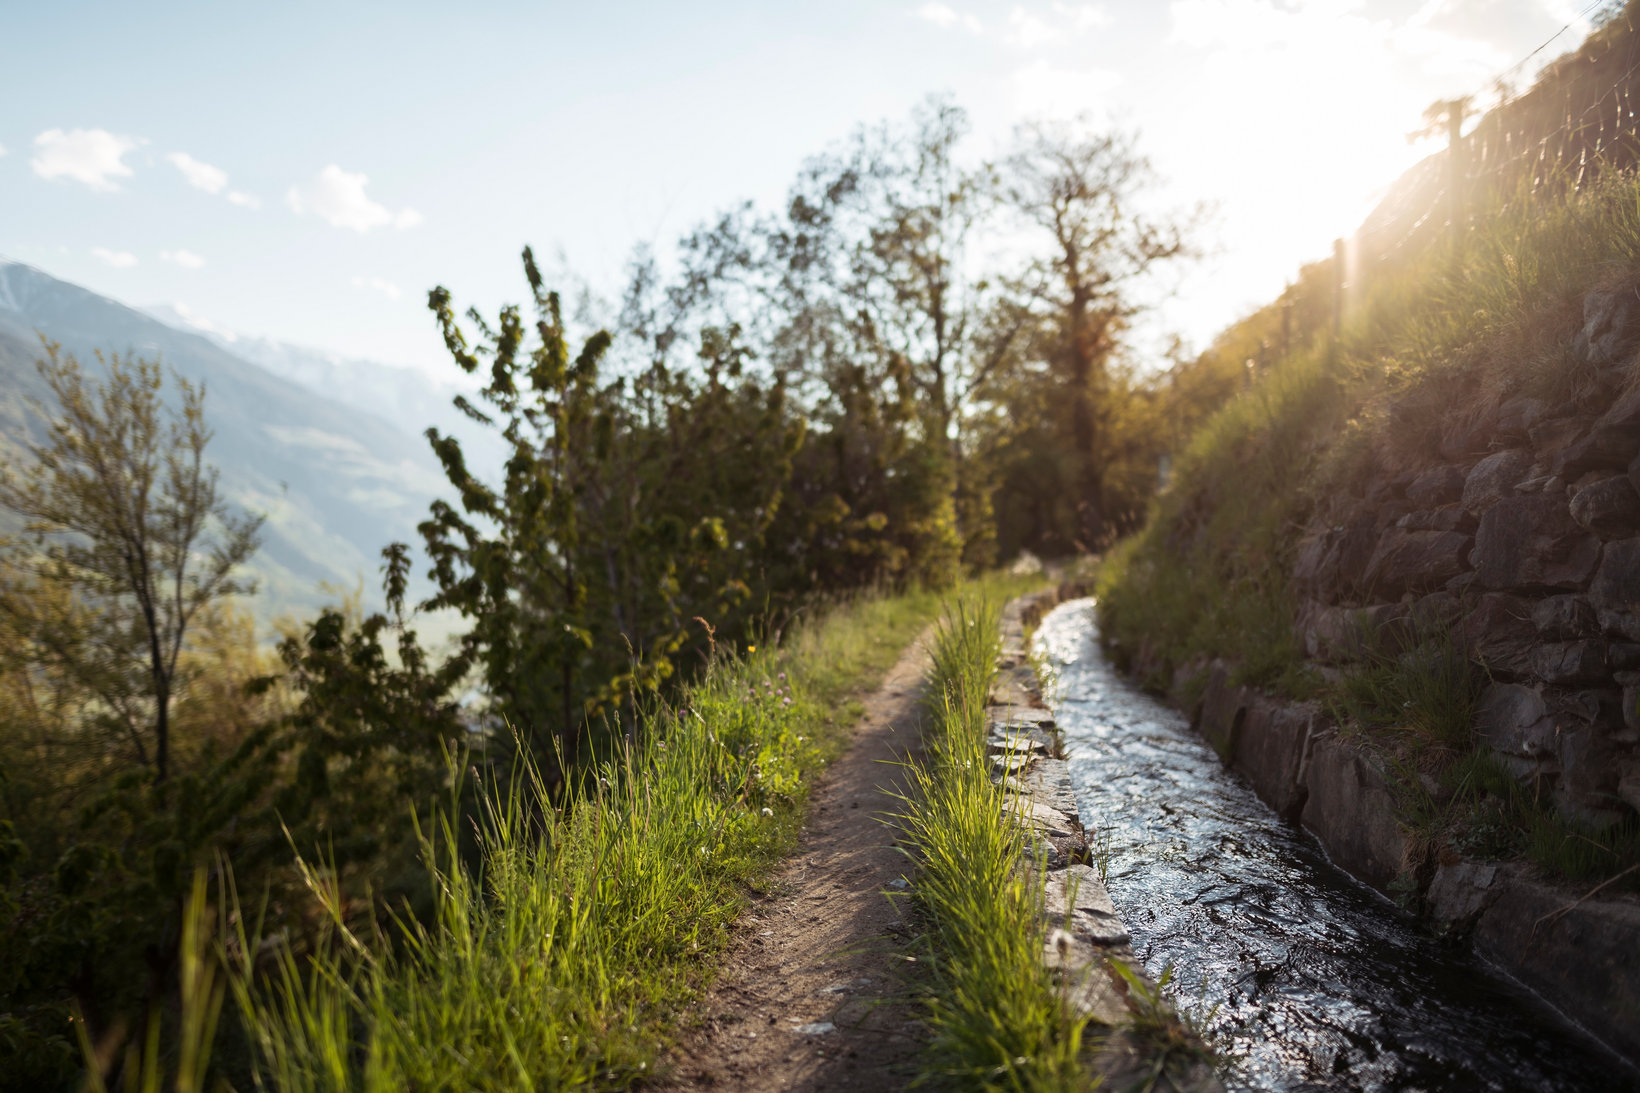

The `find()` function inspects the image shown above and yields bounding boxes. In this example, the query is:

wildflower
[782,697,791,706]
[747,644,756,653]
[778,671,786,681]
[761,807,774,817]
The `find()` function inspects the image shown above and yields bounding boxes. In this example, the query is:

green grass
[1328,616,1484,757]
[1099,166,1640,703]
[75,580,1048,1092]
[897,598,1095,1091]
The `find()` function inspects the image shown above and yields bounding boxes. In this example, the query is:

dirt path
[655,631,935,1092]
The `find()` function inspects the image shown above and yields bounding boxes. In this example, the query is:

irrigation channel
[1033,598,1638,1093]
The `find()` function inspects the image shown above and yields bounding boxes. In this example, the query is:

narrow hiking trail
[656,631,935,1092]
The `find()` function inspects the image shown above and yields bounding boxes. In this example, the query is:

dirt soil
[653,632,936,1093]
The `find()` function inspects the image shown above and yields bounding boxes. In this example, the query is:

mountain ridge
[0,257,451,628]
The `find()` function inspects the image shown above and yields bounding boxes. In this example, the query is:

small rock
[1476,683,1557,757]
[1600,607,1640,642]
[1590,538,1640,613]
[1577,285,1640,367]
[1462,594,1536,676]
[793,1022,835,1036]
[1462,450,1535,513]
[1569,475,1640,537]
[1531,595,1598,640]
[1556,385,1640,477]
[1531,640,1610,685]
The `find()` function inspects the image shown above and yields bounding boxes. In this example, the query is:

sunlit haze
[1,0,1597,376]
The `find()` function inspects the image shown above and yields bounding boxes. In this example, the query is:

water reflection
[1035,598,1636,1093]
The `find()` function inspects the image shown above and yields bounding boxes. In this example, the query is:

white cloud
[91,247,138,268]
[1010,60,1122,114]
[0,142,7,157]
[167,151,227,194]
[918,2,983,33]
[287,165,421,233]
[161,249,206,269]
[1052,2,1109,32]
[32,128,142,191]
[351,275,402,300]
[226,190,261,209]
[1007,6,1056,47]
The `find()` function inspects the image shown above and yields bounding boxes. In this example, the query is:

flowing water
[1033,598,1638,1093]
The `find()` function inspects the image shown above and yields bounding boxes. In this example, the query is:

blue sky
[0,0,1598,378]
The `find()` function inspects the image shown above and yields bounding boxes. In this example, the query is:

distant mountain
[139,304,500,463]
[0,258,455,626]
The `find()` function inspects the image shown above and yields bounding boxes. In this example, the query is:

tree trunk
[1066,301,1105,551]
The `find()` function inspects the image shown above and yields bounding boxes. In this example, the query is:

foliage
[420,249,798,765]
[897,598,1096,1091]
[0,344,263,783]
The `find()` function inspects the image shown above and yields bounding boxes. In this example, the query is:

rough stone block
[1476,683,1558,758]
[1531,594,1599,639]
[1364,528,1473,599]
[1196,662,1246,758]
[1531,410,1587,458]
[1410,590,1463,629]
[1007,796,1081,840]
[1570,474,1640,537]
[1473,867,1640,1060]
[1554,722,1628,824]
[1293,531,1336,599]
[1299,734,1411,890]
[1577,285,1640,368]
[1396,506,1473,533]
[1494,396,1548,441]
[1426,860,1503,931]
[1471,494,1600,590]
[1042,864,1131,946]
[1019,758,1079,818]
[1230,697,1318,819]
[1600,607,1640,643]
[1461,593,1537,676]
[1462,449,1534,513]
[1591,538,1640,614]
[1555,384,1640,479]
[1405,464,1468,508]
[1531,640,1612,685]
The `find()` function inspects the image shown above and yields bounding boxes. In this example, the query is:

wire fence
[1331,6,1640,317]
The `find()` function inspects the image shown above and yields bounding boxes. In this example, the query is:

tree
[1000,121,1197,549]
[420,248,798,765]
[0,344,263,783]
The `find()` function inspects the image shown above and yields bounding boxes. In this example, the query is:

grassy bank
[1101,162,1640,696]
[898,598,1095,1091]
[94,579,1048,1092]
[1096,166,1640,887]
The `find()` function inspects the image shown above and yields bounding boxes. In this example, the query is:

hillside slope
[0,258,450,622]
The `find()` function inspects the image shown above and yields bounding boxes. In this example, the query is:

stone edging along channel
[990,587,1222,1091]
[1185,658,1640,1065]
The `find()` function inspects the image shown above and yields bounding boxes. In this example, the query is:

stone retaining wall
[1181,658,1640,1061]
[1295,287,1640,826]
[1144,285,1640,1063]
